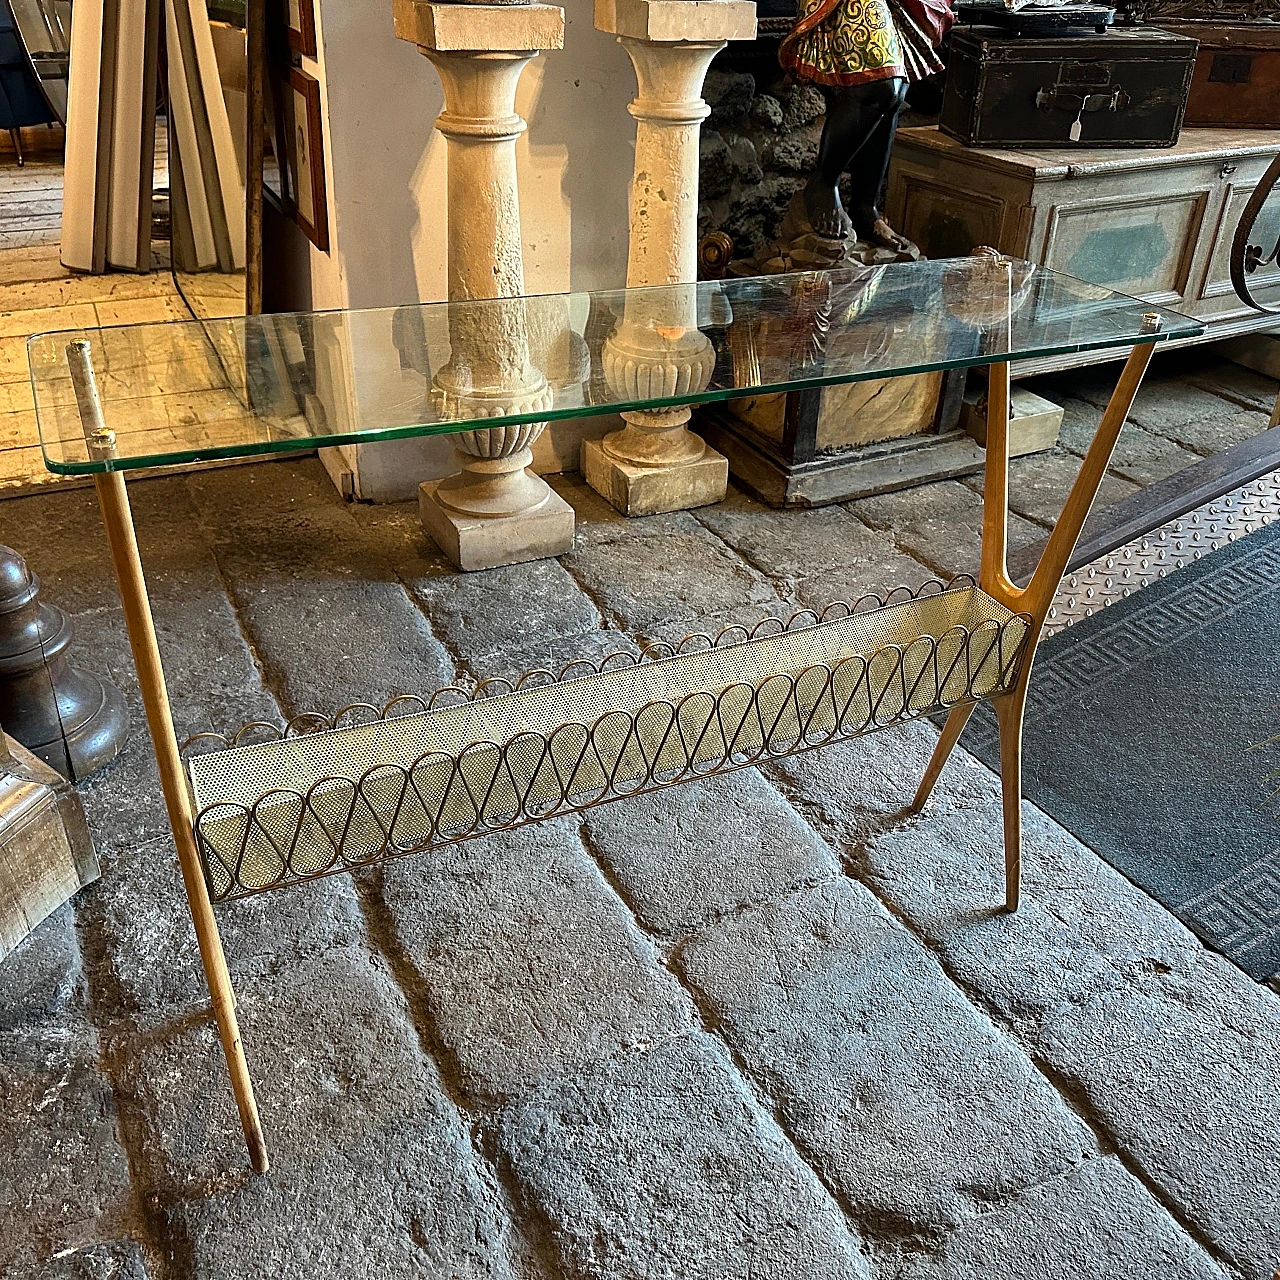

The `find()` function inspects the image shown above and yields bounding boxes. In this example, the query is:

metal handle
[1035,87,1125,114]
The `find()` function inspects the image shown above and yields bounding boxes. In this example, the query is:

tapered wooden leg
[994,688,1026,913]
[93,471,269,1174]
[967,337,1157,911]
[911,703,977,812]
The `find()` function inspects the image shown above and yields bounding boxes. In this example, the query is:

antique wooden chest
[1157,20,1280,127]
[940,26,1199,148]
[887,125,1280,369]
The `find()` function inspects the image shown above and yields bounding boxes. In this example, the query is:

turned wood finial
[0,544,129,781]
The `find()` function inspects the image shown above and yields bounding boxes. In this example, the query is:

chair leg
[911,702,976,812]
[10,128,24,167]
[994,687,1027,913]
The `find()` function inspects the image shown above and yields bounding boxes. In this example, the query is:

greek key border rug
[961,519,1280,982]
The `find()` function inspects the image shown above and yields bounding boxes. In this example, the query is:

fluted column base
[419,416,574,571]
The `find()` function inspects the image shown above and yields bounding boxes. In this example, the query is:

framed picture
[280,66,329,251]
[283,0,316,56]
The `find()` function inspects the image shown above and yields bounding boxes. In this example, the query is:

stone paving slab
[583,768,839,939]
[1186,359,1280,415]
[379,818,698,1100]
[961,450,1139,530]
[893,1157,1227,1280]
[769,722,1280,1280]
[679,877,1094,1244]
[405,558,602,678]
[1133,406,1273,458]
[559,506,781,636]
[492,626,642,686]
[496,1032,870,1280]
[186,479,455,716]
[696,493,909,582]
[77,836,368,1032]
[65,637,275,862]
[695,490,935,608]
[849,480,1042,582]
[0,1024,140,1277]
[1052,354,1274,457]
[108,946,522,1280]
[788,553,936,614]
[1051,397,1200,488]
[0,905,85,1032]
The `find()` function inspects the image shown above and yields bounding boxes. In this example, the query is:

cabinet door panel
[1042,190,1208,302]
[1201,178,1280,304]
[892,173,1010,260]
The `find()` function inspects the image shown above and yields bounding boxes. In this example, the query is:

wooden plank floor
[0,118,247,496]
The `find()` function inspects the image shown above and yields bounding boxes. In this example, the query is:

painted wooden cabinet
[887,126,1280,371]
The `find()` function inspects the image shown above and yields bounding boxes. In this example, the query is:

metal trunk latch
[1035,84,1128,141]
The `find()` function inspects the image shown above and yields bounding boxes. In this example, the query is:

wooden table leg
[93,471,269,1174]
[911,338,1158,912]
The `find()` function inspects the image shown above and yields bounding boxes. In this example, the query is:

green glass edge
[32,324,1201,476]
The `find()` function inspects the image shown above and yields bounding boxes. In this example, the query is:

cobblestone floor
[1,349,1278,1280]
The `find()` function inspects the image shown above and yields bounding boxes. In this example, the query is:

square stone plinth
[595,0,756,41]
[394,0,565,52]
[419,480,575,571]
[582,436,729,518]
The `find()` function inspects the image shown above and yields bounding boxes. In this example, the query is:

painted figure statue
[779,0,954,255]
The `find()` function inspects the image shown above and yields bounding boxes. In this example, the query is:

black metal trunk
[940,26,1198,148]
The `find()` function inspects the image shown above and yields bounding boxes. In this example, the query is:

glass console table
[28,256,1203,1173]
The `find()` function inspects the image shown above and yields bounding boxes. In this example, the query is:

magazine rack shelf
[29,257,1202,1174]
[183,580,1030,902]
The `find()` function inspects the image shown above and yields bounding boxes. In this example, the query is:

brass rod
[67,344,269,1174]
[980,360,1014,604]
[1023,340,1156,616]
[911,333,1159,912]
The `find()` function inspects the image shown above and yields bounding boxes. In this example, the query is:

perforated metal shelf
[186,581,1030,901]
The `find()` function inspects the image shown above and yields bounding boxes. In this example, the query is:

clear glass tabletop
[28,258,1203,475]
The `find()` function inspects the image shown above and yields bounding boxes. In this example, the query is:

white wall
[309,0,635,306]
[288,0,637,497]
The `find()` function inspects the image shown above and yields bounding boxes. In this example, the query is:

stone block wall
[697,59,942,263]
[698,66,826,260]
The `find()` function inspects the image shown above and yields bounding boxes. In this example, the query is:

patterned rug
[960,519,1280,981]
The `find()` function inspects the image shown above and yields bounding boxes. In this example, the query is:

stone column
[583,0,755,517]
[394,0,575,571]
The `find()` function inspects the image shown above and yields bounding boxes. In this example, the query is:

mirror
[6,0,70,124]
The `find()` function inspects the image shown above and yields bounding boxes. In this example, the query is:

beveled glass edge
[30,325,1203,476]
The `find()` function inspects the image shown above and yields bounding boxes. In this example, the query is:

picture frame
[283,0,316,57]
[279,66,329,251]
